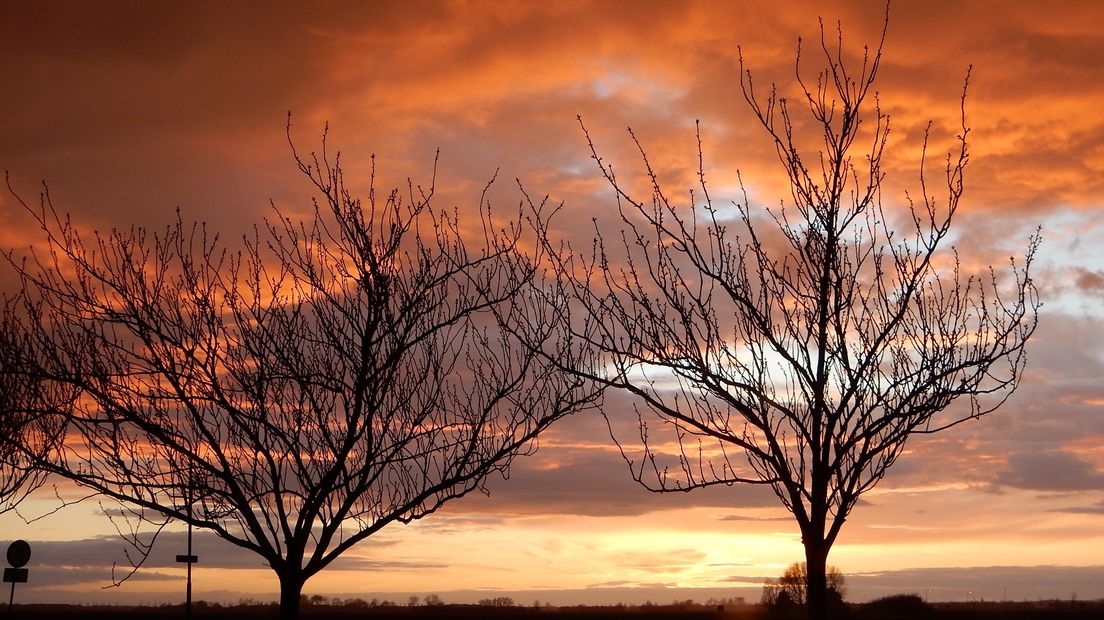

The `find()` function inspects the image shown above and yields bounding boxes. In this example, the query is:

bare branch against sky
[5,126,599,618]
[538,12,1040,620]
[0,299,71,514]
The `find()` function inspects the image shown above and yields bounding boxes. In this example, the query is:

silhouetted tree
[6,128,596,619]
[762,562,846,606]
[539,16,1038,620]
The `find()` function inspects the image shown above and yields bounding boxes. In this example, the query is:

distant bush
[856,594,935,619]
[764,591,804,620]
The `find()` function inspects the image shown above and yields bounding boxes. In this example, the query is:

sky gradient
[2,0,1103,606]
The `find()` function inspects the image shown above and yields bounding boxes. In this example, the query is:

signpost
[175,531,197,619]
[176,473,198,619]
[4,540,30,617]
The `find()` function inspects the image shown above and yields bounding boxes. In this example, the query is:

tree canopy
[6,133,598,618]
[538,16,1039,620]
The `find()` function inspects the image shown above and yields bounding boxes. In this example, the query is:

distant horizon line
[14,564,1104,608]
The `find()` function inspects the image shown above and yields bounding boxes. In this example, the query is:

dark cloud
[463,307,1104,517]
[0,4,351,233]
[898,311,1104,466]
[997,451,1104,491]
[461,405,778,518]
[1051,500,1104,515]
[717,514,790,522]
[717,573,774,585]
[847,565,1104,602]
[22,532,246,573]
[22,566,179,590]
[1073,268,1104,297]
[15,529,440,591]
[3,0,1090,238]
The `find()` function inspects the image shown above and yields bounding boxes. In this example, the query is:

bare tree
[0,299,70,514]
[761,562,846,607]
[539,17,1039,620]
[6,129,596,619]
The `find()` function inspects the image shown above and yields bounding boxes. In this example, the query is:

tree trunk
[804,541,829,620]
[278,571,305,620]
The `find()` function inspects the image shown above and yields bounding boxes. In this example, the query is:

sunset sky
[2,0,1104,607]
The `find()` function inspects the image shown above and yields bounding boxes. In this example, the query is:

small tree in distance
[538,13,1039,620]
[6,126,598,619]
[761,562,846,607]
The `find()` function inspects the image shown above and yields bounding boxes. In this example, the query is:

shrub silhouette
[856,594,935,619]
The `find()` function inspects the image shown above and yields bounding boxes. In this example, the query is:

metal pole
[185,475,193,620]
[176,471,198,620]
[8,581,14,617]
[185,521,192,619]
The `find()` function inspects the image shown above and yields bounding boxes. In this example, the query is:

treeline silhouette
[6,597,1104,620]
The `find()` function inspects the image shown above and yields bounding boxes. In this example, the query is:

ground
[8,599,1104,620]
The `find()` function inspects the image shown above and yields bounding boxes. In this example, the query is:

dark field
[8,600,1104,620]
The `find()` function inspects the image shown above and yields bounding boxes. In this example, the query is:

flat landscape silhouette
[8,598,1104,620]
